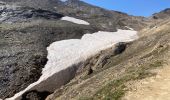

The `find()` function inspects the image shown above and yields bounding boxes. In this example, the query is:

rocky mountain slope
[0,0,169,100]
[0,0,149,31]
[0,2,97,98]
[0,19,96,99]
[152,8,170,19]
[47,18,170,100]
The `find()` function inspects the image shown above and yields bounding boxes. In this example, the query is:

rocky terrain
[46,18,170,100]
[0,2,98,98]
[0,0,149,31]
[0,20,97,99]
[0,0,170,100]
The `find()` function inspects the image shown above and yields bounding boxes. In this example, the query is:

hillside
[0,3,97,98]
[47,18,170,100]
[0,0,170,100]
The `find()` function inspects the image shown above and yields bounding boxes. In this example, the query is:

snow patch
[61,16,90,25]
[6,29,138,100]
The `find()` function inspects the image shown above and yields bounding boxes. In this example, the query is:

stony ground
[124,64,170,100]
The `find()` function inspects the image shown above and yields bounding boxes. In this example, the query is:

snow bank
[6,29,138,100]
[61,16,90,25]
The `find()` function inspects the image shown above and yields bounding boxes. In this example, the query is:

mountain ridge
[152,8,170,19]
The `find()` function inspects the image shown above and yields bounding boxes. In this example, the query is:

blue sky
[82,0,170,17]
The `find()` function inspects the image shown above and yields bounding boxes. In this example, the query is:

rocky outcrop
[0,3,63,23]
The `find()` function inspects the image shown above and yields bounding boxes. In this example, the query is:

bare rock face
[0,3,64,23]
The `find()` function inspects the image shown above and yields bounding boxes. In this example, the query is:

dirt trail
[123,64,170,100]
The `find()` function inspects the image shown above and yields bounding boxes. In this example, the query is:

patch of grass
[141,45,169,59]
[134,70,156,80]
[93,75,130,100]
[149,60,164,68]
[0,22,38,30]
[91,60,164,100]
[106,87,126,100]
[90,14,99,18]
[78,58,164,100]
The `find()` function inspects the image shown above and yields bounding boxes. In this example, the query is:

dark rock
[22,90,51,100]
[87,67,93,75]
[0,5,64,23]
[114,42,127,54]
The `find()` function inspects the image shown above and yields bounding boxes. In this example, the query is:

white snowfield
[61,16,90,25]
[6,29,138,100]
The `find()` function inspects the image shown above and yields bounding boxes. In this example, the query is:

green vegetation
[90,60,164,100]
[93,77,128,100]
[149,60,164,68]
